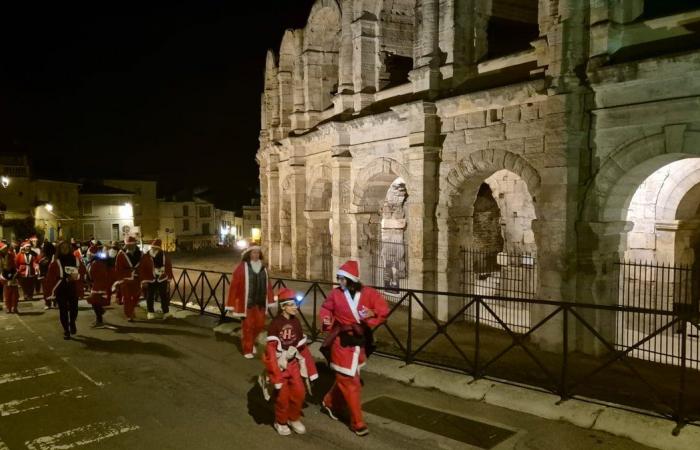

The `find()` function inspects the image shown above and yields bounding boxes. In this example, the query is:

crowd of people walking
[1,235,389,438]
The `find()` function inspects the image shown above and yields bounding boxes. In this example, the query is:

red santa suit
[1,245,19,313]
[225,250,274,356]
[114,242,142,320]
[320,260,389,434]
[46,253,86,338]
[72,247,85,298]
[139,240,174,316]
[15,242,38,300]
[263,288,319,427]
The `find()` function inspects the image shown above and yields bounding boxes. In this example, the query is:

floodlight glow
[45,203,54,212]
[236,239,249,249]
[0,176,9,188]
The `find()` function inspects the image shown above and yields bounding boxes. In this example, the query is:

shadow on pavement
[247,375,275,425]
[72,335,185,358]
[105,324,209,339]
[17,311,45,316]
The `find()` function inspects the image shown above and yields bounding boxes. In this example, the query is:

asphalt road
[0,300,657,450]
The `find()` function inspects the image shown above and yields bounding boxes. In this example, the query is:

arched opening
[304,1,341,114]
[484,0,539,59]
[378,0,416,89]
[305,169,333,281]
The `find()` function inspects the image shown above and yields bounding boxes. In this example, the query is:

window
[82,223,95,240]
[111,223,120,242]
[183,218,190,231]
[82,200,93,215]
[183,205,189,217]
[202,222,210,235]
[199,206,211,218]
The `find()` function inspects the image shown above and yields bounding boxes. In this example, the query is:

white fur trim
[336,269,359,282]
[342,289,362,324]
[274,383,283,389]
[309,373,319,381]
[330,345,361,376]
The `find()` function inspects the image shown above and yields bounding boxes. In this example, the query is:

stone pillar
[278,70,293,130]
[305,211,331,280]
[439,0,480,85]
[334,0,355,113]
[410,0,441,93]
[303,51,323,126]
[351,14,379,110]
[259,158,270,257]
[291,52,307,131]
[331,153,352,271]
[266,155,281,271]
[289,163,307,279]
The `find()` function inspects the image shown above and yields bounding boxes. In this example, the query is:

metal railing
[369,239,409,304]
[168,266,700,434]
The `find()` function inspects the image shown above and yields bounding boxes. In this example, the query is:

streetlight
[1,176,9,188]
[45,203,54,212]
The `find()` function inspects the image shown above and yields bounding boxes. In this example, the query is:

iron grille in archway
[370,239,409,304]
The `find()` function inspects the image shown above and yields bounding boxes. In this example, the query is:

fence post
[312,283,318,340]
[200,272,205,314]
[406,292,413,364]
[560,306,569,401]
[673,315,688,436]
[474,296,481,378]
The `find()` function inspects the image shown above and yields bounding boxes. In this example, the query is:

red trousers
[121,280,140,319]
[323,372,365,430]
[241,306,266,355]
[18,276,35,300]
[3,285,19,312]
[274,364,306,424]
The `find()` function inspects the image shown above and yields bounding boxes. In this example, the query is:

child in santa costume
[15,240,38,301]
[115,236,142,322]
[319,260,389,436]
[0,242,19,313]
[86,243,111,327]
[46,241,86,339]
[262,287,319,436]
[139,239,174,320]
[225,246,274,358]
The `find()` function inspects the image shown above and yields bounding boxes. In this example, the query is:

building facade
[103,179,159,241]
[257,1,700,348]
[77,185,135,242]
[157,196,218,250]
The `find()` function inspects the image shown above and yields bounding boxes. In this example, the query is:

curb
[208,320,697,450]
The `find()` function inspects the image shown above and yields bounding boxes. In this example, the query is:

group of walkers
[0,235,173,339]
[225,246,389,437]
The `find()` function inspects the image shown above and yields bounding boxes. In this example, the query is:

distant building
[103,179,158,241]
[157,193,218,251]
[241,201,261,244]
[216,208,240,247]
[78,184,135,242]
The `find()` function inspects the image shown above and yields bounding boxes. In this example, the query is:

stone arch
[303,0,341,113]
[279,30,302,129]
[304,165,333,280]
[437,149,541,302]
[306,165,332,211]
[352,157,412,212]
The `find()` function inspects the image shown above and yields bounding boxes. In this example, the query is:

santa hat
[150,239,162,249]
[274,287,298,306]
[0,242,7,252]
[125,236,137,245]
[29,235,38,241]
[242,245,261,256]
[337,260,360,282]
[20,240,31,248]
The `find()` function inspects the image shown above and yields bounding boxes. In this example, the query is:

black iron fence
[168,265,700,433]
[369,240,409,303]
[461,249,536,334]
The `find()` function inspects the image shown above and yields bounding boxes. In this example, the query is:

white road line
[0,366,58,385]
[0,387,86,417]
[24,417,139,450]
[0,337,24,345]
[0,437,8,450]
[16,315,104,387]
[2,325,15,331]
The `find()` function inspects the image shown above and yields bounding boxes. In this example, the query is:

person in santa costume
[30,235,42,293]
[139,239,174,320]
[115,236,142,322]
[15,240,38,301]
[0,242,20,313]
[319,260,389,436]
[86,243,110,327]
[225,246,274,358]
[46,241,86,339]
[38,240,56,309]
[261,287,319,436]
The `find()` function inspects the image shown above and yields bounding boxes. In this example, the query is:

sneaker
[273,423,291,436]
[147,312,156,320]
[321,401,339,421]
[352,426,369,436]
[44,306,50,310]
[288,420,306,434]
[243,353,255,359]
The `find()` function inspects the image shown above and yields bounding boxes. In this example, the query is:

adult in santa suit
[319,260,389,436]
[86,243,110,327]
[71,239,86,299]
[30,235,41,293]
[262,287,319,436]
[46,241,86,339]
[38,240,56,309]
[15,240,38,301]
[225,246,274,358]
[0,242,19,313]
[139,239,174,320]
[115,236,142,322]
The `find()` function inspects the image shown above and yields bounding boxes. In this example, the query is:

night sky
[0,0,316,210]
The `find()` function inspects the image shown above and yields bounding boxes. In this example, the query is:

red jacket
[225,261,273,318]
[263,314,319,388]
[87,259,111,305]
[138,251,174,285]
[45,257,86,300]
[15,251,38,278]
[320,286,389,376]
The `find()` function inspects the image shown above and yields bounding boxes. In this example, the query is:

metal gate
[461,249,536,333]
[320,231,333,282]
[370,239,409,303]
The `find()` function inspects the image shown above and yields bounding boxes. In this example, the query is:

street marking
[60,357,103,387]
[0,366,58,385]
[9,350,24,356]
[0,337,23,344]
[24,417,139,450]
[0,437,8,450]
[2,325,15,331]
[0,387,87,417]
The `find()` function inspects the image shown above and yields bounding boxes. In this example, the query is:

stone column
[278,70,293,130]
[289,162,307,279]
[331,152,352,271]
[350,211,374,283]
[334,0,355,113]
[303,51,323,126]
[291,52,307,131]
[266,155,281,271]
[258,158,270,257]
[351,13,379,110]
[410,0,441,93]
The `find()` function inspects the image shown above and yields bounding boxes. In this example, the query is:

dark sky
[0,0,316,210]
